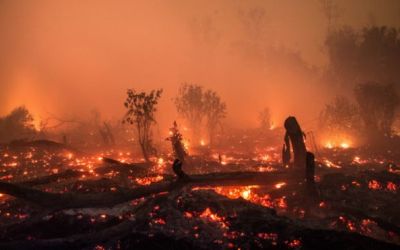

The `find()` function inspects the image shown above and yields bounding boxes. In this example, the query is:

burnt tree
[166,121,188,162]
[283,116,307,172]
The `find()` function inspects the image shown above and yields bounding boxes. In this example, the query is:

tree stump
[283,116,307,171]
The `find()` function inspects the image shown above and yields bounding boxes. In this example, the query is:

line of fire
[0,1,400,250]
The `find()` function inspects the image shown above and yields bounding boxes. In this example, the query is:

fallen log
[18,169,85,187]
[0,171,295,210]
[95,157,149,175]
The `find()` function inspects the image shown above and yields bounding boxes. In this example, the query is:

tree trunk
[284,116,307,171]
[140,142,150,162]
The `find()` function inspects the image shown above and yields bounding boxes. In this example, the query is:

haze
[1,0,399,131]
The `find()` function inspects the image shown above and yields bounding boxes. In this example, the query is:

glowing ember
[184,211,193,218]
[286,239,302,248]
[274,182,286,189]
[135,175,164,185]
[338,216,356,231]
[200,208,228,228]
[257,232,278,241]
[323,159,341,169]
[195,186,289,210]
[153,218,166,225]
[359,219,382,236]
[213,186,258,200]
[258,166,276,172]
[352,156,367,164]
[386,182,397,192]
[368,180,381,190]
[276,196,287,209]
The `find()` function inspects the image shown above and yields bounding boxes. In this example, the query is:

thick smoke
[0,0,399,133]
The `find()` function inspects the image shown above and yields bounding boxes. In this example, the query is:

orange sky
[0,0,399,131]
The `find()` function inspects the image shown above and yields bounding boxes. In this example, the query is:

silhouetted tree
[354,82,399,137]
[326,26,400,87]
[123,89,163,162]
[203,90,226,146]
[325,27,359,86]
[0,106,36,142]
[175,84,226,146]
[99,122,115,146]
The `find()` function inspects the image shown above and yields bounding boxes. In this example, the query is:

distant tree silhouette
[319,96,360,133]
[175,84,205,142]
[354,82,399,138]
[123,89,162,162]
[175,83,226,146]
[258,107,272,130]
[326,26,400,87]
[203,90,226,146]
[0,106,36,142]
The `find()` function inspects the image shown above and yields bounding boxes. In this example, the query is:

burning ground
[0,137,399,250]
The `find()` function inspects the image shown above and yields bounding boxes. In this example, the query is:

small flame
[274,182,286,189]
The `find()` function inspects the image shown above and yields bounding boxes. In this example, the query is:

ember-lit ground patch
[0,141,399,249]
